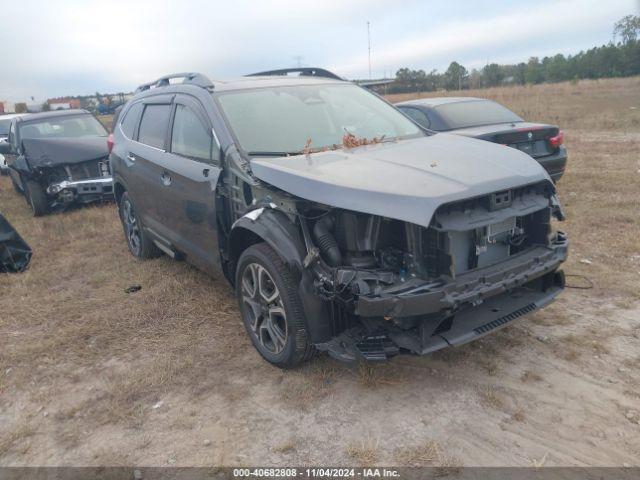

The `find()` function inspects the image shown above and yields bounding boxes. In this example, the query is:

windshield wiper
[247,151,303,157]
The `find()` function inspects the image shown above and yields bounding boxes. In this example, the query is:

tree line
[387,15,640,93]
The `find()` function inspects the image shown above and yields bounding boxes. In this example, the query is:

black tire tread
[11,175,23,194]
[24,180,49,216]
[238,243,315,367]
[119,192,161,259]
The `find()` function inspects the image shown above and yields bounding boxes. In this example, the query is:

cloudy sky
[0,0,637,101]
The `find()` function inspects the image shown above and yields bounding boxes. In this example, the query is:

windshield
[20,114,108,140]
[0,118,11,136]
[435,100,522,130]
[216,84,424,154]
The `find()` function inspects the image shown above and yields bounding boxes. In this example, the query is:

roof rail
[246,67,344,81]
[135,72,214,93]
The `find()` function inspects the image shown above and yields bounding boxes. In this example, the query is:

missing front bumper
[318,270,565,362]
[390,276,563,355]
[355,239,568,318]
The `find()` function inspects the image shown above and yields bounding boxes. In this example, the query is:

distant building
[48,98,81,110]
[26,104,43,113]
[49,102,71,110]
[0,101,16,114]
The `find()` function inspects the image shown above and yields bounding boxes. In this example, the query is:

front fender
[229,208,306,274]
[228,208,333,344]
[10,155,32,176]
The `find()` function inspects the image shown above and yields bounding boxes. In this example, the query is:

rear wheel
[236,243,314,368]
[118,191,160,259]
[24,180,49,216]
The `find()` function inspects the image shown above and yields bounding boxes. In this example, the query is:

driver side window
[171,104,217,162]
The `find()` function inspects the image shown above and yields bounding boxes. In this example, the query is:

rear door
[126,96,174,238]
[157,94,223,273]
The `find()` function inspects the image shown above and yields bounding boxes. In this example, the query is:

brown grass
[280,360,338,410]
[512,408,526,423]
[345,440,379,465]
[0,420,35,457]
[479,385,506,409]
[393,440,462,472]
[521,371,543,383]
[273,439,297,454]
[0,191,243,441]
[357,362,403,387]
[562,333,609,355]
[393,440,440,466]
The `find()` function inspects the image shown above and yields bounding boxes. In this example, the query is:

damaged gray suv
[110,69,568,367]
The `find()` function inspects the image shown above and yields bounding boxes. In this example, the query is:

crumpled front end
[295,181,568,361]
[44,159,113,205]
[17,136,114,208]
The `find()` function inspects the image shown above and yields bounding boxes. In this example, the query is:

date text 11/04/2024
[232,468,401,478]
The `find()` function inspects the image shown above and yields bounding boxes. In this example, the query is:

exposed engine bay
[225,149,568,362]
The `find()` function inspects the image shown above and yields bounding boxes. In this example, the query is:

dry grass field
[1,77,639,467]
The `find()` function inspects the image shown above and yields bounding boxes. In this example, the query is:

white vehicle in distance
[0,114,27,174]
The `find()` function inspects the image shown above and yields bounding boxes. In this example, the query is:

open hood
[251,133,552,228]
[22,136,109,169]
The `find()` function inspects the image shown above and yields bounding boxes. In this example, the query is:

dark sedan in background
[0,110,113,216]
[395,97,567,181]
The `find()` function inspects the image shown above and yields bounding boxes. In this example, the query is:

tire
[24,180,49,216]
[11,174,23,194]
[118,191,161,259]
[235,243,315,368]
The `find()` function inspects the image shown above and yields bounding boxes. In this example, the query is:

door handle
[161,172,172,186]
[126,153,136,162]
[202,168,210,178]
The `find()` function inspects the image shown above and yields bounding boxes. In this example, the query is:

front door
[156,95,223,273]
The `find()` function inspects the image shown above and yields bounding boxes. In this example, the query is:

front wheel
[10,174,23,194]
[24,180,49,216]
[236,243,314,368]
[118,192,160,259]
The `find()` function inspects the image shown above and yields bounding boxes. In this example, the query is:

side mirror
[0,142,12,155]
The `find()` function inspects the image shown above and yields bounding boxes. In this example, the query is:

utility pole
[293,55,303,68]
[367,21,372,79]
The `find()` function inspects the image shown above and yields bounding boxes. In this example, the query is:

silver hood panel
[251,133,553,228]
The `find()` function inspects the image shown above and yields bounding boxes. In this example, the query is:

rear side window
[120,103,143,138]
[171,105,213,161]
[401,107,431,129]
[138,104,171,149]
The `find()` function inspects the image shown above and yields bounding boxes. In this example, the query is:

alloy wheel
[240,262,288,355]
[122,199,141,255]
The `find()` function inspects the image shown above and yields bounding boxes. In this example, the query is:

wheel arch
[227,208,333,344]
[113,178,126,206]
[227,209,306,284]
